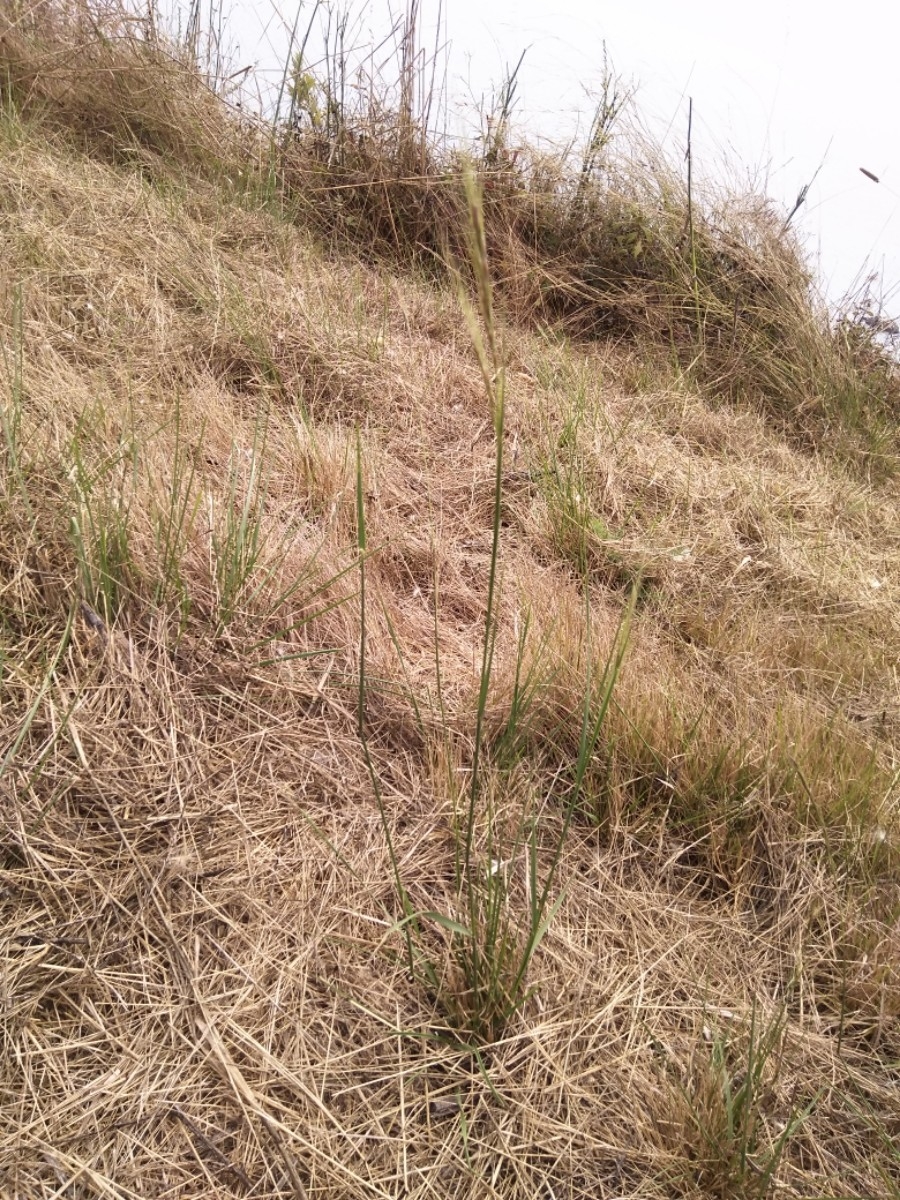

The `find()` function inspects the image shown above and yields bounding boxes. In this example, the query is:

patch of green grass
[0,282,31,518]
[148,402,201,622]
[535,395,655,596]
[68,405,139,625]
[209,419,273,632]
[844,1090,900,1199]
[676,1003,818,1199]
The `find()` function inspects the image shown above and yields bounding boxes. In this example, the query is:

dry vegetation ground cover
[1,3,899,1197]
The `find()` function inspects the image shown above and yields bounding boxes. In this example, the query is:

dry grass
[1,3,899,1197]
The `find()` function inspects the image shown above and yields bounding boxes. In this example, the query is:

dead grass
[1,3,899,1197]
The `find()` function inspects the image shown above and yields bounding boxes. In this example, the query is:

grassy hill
[1,4,898,1197]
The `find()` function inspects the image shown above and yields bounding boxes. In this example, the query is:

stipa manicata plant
[356,167,634,1044]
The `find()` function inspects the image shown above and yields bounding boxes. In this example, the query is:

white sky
[209,0,899,310]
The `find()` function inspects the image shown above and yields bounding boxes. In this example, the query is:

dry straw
[1,2,898,1197]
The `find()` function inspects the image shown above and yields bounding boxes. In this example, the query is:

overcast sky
[213,0,899,311]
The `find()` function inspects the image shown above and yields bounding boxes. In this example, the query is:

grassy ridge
[1,3,898,1197]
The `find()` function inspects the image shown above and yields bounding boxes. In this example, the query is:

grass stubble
[0,2,898,1197]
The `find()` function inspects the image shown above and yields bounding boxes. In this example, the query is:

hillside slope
[1,6,898,1198]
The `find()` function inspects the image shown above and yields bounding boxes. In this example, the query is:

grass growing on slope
[1,3,898,1197]
[355,169,636,1046]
